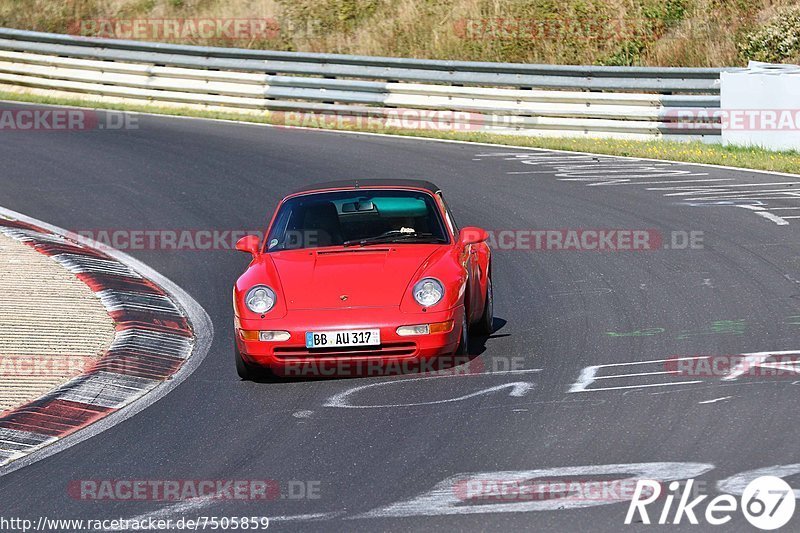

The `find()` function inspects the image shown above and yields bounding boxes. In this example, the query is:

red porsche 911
[232,180,493,379]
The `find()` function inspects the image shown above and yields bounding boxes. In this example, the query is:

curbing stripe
[51,254,143,279]
[0,399,114,437]
[109,329,193,359]
[97,290,183,316]
[54,371,160,409]
[0,214,207,468]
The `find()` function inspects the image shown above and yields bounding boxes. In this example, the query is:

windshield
[266,189,449,251]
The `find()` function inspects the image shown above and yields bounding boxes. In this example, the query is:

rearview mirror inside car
[341,200,375,213]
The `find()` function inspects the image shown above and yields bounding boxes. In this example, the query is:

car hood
[269,246,441,310]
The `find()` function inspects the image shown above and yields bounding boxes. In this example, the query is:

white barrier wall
[0,27,727,142]
[721,62,800,151]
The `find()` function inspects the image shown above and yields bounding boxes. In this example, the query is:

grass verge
[2,89,798,175]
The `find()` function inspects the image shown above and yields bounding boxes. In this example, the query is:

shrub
[737,6,800,63]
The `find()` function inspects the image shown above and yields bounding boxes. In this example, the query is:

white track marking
[698,396,732,404]
[738,205,796,224]
[582,174,711,184]
[591,179,732,186]
[718,465,800,498]
[271,512,342,521]
[0,206,213,478]
[569,356,709,393]
[568,366,599,393]
[326,382,535,409]
[755,211,791,225]
[684,196,800,201]
[571,381,704,393]
[652,182,800,191]
[108,497,217,529]
[669,189,800,197]
[354,463,715,518]
[556,167,680,175]
[584,356,706,368]
[595,370,680,379]
[325,368,542,409]
[473,148,798,225]
[723,350,800,381]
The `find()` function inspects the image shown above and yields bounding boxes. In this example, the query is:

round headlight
[245,285,276,314]
[413,278,444,307]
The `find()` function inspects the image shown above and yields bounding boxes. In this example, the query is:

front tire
[455,311,469,355]
[475,275,494,335]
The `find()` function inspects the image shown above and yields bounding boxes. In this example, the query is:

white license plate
[305,329,380,349]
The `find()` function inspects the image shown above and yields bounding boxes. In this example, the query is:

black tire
[455,311,470,355]
[475,275,494,335]
[235,345,257,380]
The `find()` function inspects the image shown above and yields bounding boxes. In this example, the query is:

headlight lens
[413,278,444,307]
[245,285,276,314]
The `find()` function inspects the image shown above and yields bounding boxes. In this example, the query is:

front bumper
[235,306,462,376]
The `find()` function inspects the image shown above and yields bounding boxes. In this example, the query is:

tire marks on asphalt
[474,151,800,225]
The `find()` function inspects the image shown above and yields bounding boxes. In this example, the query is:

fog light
[396,320,453,336]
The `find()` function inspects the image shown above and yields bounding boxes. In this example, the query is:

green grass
[3,0,800,67]
[3,89,797,175]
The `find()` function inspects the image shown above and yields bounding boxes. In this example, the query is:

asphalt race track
[1,103,800,532]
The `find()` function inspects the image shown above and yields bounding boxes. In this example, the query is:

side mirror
[459,227,489,246]
[235,235,261,257]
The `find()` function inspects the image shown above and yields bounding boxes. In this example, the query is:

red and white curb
[0,208,212,473]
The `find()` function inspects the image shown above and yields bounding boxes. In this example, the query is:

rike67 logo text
[626,476,795,530]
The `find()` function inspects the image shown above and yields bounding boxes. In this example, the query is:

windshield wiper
[343,231,441,247]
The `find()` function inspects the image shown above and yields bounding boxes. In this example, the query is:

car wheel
[455,311,469,355]
[475,275,494,335]
[235,346,257,380]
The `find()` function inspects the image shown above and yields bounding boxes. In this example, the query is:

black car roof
[290,179,441,195]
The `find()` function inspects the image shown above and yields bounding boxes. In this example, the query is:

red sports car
[233,180,493,379]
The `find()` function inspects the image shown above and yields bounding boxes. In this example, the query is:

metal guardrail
[0,27,731,141]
